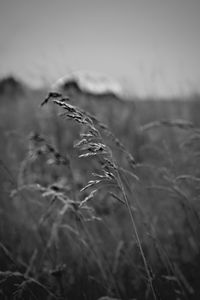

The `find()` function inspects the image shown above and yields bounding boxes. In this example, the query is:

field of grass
[0,83,200,300]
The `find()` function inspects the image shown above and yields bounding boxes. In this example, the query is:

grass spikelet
[42,92,158,299]
[79,189,97,207]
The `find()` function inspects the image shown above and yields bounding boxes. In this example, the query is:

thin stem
[116,169,157,300]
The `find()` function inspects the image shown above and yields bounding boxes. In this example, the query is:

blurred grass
[0,85,200,299]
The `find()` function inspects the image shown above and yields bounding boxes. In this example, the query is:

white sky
[0,0,200,97]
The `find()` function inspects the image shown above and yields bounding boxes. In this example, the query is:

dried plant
[41,92,157,299]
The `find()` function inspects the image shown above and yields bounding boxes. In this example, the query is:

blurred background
[0,0,200,97]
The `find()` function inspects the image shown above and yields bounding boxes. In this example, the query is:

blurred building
[52,70,124,103]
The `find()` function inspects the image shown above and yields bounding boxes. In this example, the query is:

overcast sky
[0,0,200,97]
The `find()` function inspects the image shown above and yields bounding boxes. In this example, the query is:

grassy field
[0,81,200,300]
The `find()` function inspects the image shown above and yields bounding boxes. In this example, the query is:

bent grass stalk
[114,165,157,300]
[42,92,158,299]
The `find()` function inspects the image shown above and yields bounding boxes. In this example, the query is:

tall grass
[0,90,200,299]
